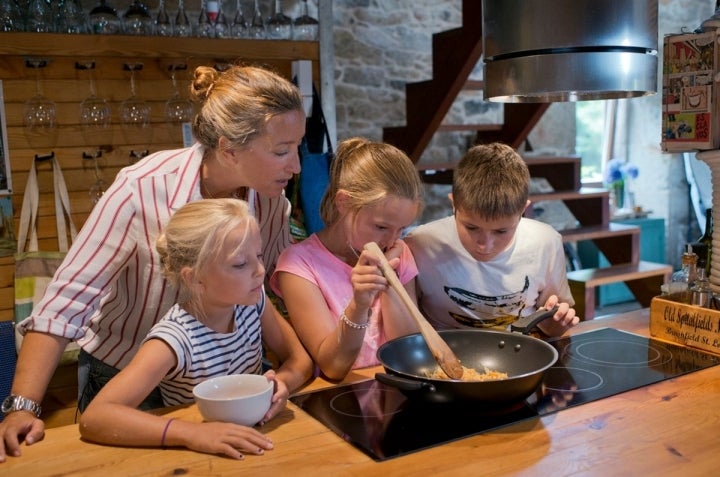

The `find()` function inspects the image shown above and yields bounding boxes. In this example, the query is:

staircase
[382,0,671,319]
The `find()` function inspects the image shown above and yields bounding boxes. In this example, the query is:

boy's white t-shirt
[406,216,574,330]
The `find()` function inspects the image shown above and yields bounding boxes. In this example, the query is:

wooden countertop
[4,308,720,476]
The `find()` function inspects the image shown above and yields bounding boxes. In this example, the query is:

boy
[406,142,578,336]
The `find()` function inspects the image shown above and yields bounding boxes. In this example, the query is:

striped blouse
[17,143,292,369]
[144,297,264,406]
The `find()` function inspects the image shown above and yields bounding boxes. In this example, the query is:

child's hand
[538,296,579,336]
[182,420,274,460]
[350,250,392,310]
[260,370,289,425]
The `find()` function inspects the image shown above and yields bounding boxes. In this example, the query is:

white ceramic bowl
[193,374,273,426]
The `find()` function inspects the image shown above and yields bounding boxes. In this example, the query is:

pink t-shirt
[270,234,418,369]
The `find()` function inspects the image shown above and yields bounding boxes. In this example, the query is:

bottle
[668,244,698,302]
[696,208,713,278]
[691,268,713,307]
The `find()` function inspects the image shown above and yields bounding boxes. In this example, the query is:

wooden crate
[649,293,720,356]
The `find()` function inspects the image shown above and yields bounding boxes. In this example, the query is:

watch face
[1,395,14,413]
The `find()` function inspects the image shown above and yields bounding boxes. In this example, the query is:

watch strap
[2,394,42,418]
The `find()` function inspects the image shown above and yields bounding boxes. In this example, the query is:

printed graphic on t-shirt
[444,276,529,328]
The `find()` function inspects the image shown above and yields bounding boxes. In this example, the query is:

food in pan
[425,365,508,381]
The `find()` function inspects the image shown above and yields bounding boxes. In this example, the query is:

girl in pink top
[271,138,424,380]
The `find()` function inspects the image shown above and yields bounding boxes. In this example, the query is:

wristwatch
[1,394,42,418]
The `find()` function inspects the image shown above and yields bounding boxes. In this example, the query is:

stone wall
[329,0,716,267]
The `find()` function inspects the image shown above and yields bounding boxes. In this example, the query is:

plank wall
[0,32,319,324]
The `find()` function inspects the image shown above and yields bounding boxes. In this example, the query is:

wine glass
[121,63,153,158]
[174,0,192,37]
[0,0,23,32]
[57,0,87,34]
[24,58,58,148]
[26,0,54,33]
[195,0,214,38]
[165,65,194,124]
[87,156,106,205]
[88,0,121,34]
[154,0,172,36]
[266,0,292,40]
[123,0,153,35]
[77,61,112,155]
[213,0,230,39]
[248,0,265,39]
[231,0,248,39]
[293,0,318,41]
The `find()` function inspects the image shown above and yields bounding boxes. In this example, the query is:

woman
[1,64,308,462]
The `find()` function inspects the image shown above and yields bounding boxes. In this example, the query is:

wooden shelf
[0,32,319,61]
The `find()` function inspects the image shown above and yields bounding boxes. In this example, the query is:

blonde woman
[271,138,424,380]
[79,199,311,459]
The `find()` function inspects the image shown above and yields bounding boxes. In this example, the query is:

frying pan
[375,308,559,404]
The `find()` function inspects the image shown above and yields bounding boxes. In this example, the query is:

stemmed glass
[248,0,265,39]
[88,0,121,34]
[87,156,106,205]
[293,0,318,41]
[26,0,54,32]
[165,65,194,124]
[24,58,58,148]
[0,0,23,32]
[155,0,172,36]
[78,61,112,156]
[123,0,153,35]
[195,0,214,38]
[213,0,230,38]
[266,0,292,40]
[174,0,192,37]
[57,0,87,34]
[231,0,248,39]
[121,63,152,159]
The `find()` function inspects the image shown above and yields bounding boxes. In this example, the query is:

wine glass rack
[0,31,319,250]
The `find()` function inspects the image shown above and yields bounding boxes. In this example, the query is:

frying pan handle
[375,373,436,393]
[510,305,560,334]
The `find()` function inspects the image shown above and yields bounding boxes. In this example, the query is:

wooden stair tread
[530,187,608,201]
[438,124,504,131]
[560,223,639,243]
[567,261,673,287]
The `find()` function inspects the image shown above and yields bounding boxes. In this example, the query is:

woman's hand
[260,370,289,424]
[179,420,274,460]
[0,411,46,462]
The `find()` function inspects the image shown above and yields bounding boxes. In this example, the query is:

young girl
[79,199,312,460]
[270,137,424,380]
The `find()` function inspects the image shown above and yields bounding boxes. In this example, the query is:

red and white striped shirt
[17,143,293,369]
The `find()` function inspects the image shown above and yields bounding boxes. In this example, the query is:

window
[575,100,605,184]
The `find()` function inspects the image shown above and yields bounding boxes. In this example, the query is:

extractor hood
[482,0,659,102]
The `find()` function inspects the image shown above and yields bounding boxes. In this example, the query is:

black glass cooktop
[290,328,720,461]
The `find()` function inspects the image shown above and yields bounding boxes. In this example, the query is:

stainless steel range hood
[482,0,659,102]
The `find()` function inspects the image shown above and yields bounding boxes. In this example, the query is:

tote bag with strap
[14,156,80,364]
[298,85,334,235]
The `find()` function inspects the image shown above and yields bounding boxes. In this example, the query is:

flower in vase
[603,159,639,210]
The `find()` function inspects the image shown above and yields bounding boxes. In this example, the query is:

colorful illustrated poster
[662,31,718,152]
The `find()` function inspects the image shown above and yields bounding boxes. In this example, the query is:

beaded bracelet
[161,418,176,447]
[340,312,369,329]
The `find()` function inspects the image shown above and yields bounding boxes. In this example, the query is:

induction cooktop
[289,328,720,461]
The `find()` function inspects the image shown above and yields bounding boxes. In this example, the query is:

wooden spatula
[363,242,464,380]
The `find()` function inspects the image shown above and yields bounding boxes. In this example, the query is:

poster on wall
[661,31,719,152]
[0,80,12,195]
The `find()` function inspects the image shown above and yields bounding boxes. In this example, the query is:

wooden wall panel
[0,32,319,323]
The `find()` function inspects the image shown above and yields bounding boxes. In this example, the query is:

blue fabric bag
[297,86,333,235]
